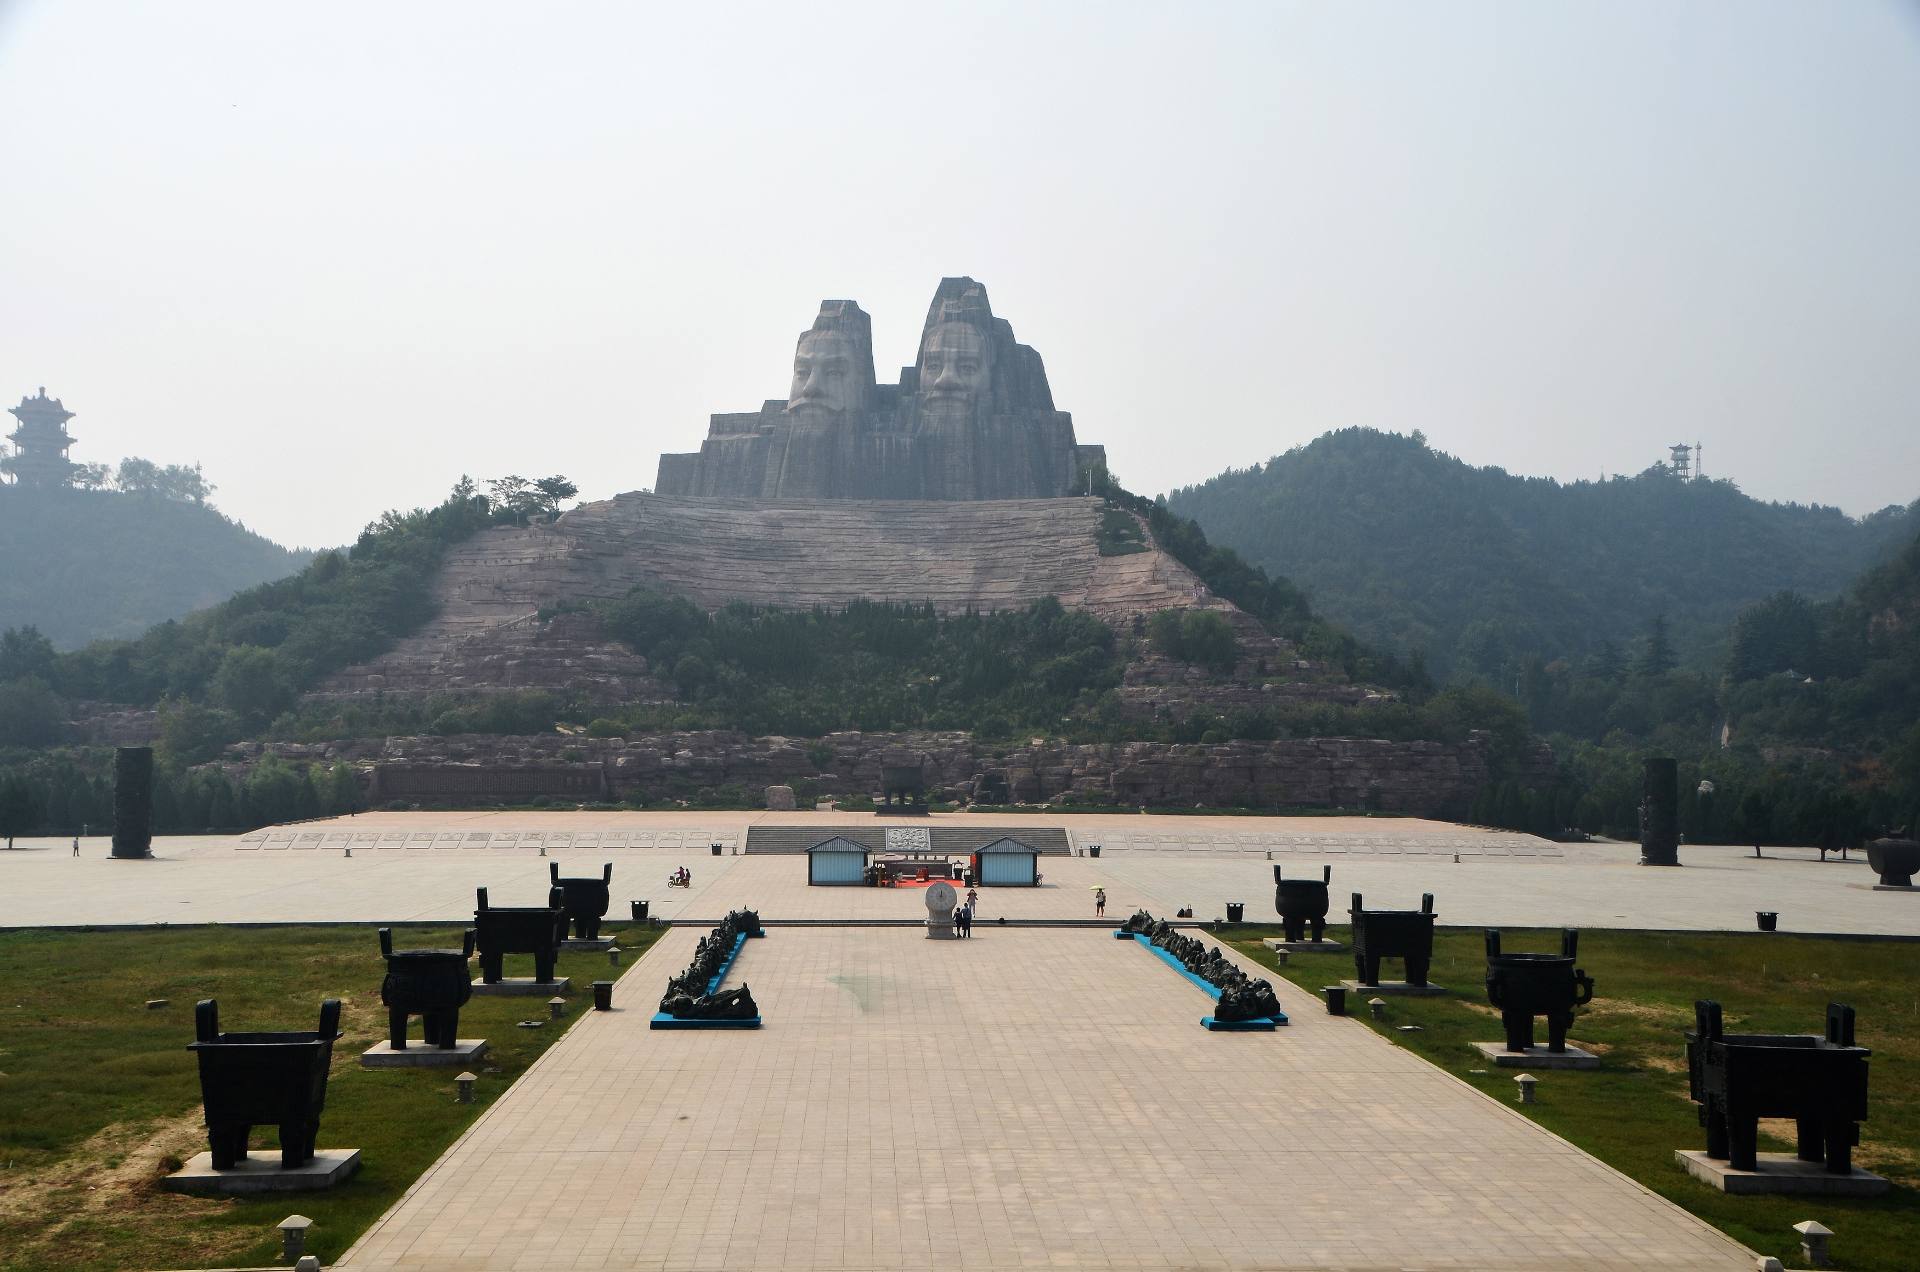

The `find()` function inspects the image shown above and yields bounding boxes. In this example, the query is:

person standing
[1094,887,1106,918]
[959,902,972,938]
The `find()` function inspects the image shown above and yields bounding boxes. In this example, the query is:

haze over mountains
[0,487,309,649]
[1167,428,1917,678]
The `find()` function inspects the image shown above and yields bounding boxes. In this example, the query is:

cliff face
[317,493,1227,703]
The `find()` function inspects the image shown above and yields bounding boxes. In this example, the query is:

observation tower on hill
[4,388,79,488]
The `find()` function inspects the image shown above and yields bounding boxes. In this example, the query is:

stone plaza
[6,809,1910,1269]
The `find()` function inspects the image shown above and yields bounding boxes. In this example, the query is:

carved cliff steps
[319,494,1214,702]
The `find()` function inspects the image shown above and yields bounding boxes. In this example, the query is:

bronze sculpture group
[657,909,763,1021]
[1122,910,1283,1023]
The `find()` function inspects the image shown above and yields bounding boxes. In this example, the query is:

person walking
[1094,887,1106,918]
[966,885,979,914]
[72,836,80,857]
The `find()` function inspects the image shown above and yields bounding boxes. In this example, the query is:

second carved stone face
[787,330,865,420]
[918,321,991,414]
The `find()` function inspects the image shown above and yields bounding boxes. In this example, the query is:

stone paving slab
[2,820,1913,936]
[337,928,1755,1271]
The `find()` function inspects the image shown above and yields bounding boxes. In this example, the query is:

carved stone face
[786,330,863,419]
[918,321,991,411]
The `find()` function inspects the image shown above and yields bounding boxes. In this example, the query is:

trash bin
[630,900,649,921]
[1225,902,1245,923]
[1324,985,1347,1016]
[711,843,723,856]
[1088,844,1102,858]
[592,980,614,1011]
[1756,910,1778,932]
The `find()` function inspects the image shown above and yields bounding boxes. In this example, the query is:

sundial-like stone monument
[925,880,958,940]
[656,277,1106,501]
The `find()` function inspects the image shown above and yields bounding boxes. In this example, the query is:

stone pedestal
[1470,1041,1599,1070]
[471,977,571,996]
[562,937,615,952]
[1264,939,1345,953]
[926,921,956,940]
[1871,883,1917,893]
[1340,979,1445,996]
[164,1149,360,1195]
[1673,1150,1889,1196]
[361,1039,488,1068]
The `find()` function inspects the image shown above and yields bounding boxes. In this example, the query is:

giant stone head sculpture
[784,299,874,423]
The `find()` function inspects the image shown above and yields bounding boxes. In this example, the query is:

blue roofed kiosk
[806,836,870,886]
[971,837,1039,886]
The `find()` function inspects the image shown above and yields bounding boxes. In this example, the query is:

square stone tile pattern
[338,929,1754,1271]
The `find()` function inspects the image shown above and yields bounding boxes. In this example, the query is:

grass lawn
[0,921,665,1271]
[1227,925,1920,1272]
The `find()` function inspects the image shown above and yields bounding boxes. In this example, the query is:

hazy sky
[3,2,1916,549]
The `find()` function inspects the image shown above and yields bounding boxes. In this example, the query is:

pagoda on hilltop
[4,388,80,488]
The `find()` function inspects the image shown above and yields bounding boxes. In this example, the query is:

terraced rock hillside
[319,493,1225,702]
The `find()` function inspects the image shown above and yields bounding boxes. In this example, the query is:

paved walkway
[2,811,1912,935]
[337,927,1756,1271]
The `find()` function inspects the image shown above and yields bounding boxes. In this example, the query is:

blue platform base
[649,1013,762,1030]
[651,930,763,1028]
[1123,933,1288,1028]
[1202,1015,1280,1032]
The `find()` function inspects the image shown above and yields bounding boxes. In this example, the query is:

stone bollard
[295,1258,321,1272]
[1515,1074,1538,1105]
[1755,1259,1784,1272]
[1792,1220,1832,1268]
[608,946,622,966]
[548,996,567,1020]
[1273,949,1289,967]
[456,1071,477,1104]
[1367,997,1386,1020]
[279,1214,312,1262]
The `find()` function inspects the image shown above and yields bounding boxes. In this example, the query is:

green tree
[1179,611,1239,673]
[156,696,241,766]
[0,678,65,748]
[211,645,295,727]
[0,774,42,847]
[1635,614,1676,677]
[324,761,360,814]
[0,626,58,682]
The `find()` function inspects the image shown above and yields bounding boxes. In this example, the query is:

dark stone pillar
[112,746,154,860]
[1639,756,1679,866]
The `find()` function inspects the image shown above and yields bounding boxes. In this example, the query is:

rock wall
[234,728,1550,817]
[316,494,1222,702]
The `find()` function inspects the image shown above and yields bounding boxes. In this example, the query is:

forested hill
[1166,428,1916,676]
[0,486,310,648]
